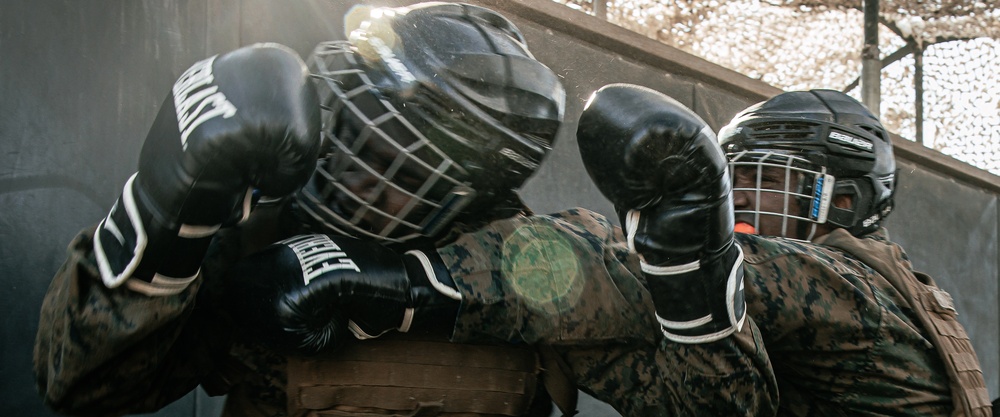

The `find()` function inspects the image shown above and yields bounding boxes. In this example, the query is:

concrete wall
[2,1,996,416]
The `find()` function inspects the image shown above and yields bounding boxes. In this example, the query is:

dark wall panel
[512,16,756,217]
[2,1,213,416]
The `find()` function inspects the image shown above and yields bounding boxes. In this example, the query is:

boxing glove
[93,43,322,296]
[577,83,746,344]
[228,234,461,353]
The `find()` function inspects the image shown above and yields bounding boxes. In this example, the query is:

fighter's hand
[577,83,745,343]
[227,234,461,354]
[94,43,321,295]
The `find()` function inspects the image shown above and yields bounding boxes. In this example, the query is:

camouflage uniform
[737,229,956,416]
[34,201,302,417]
[431,208,777,416]
[438,218,962,415]
[42,202,956,416]
[34,203,778,417]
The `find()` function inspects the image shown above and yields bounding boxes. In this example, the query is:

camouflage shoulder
[442,208,619,255]
[735,233,839,266]
[542,207,618,242]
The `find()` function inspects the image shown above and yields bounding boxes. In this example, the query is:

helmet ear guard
[826,180,862,230]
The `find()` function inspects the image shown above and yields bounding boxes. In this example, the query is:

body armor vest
[285,333,542,416]
[820,229,992,417]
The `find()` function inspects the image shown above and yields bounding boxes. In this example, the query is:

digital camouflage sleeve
[440,210,970,416]
[438,207,778,416]
[34,227,215,415]
[34,207,780,417]
[33,204,291,417]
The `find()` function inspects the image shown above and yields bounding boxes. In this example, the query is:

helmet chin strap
[798,221,818,241]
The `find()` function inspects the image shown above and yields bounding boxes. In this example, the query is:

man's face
[321,109,466,241]
[731,164,813,240]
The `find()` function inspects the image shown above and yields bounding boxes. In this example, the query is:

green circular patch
[502,222,583,311]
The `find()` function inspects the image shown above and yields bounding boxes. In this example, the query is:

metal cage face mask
[298,42,476,243]
[727,150,835,241]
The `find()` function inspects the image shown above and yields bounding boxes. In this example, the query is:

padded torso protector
[817,229,992,417]
[285,332,542,417]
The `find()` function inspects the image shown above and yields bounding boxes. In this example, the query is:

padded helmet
[718,89,896,239]
[297,2,566,242]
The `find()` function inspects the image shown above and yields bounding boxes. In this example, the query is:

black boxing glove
[577,83,746,344]
[228,234,461,353]
[94,43,321,296]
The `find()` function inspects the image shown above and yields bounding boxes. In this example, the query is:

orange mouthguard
[734,222,757,234]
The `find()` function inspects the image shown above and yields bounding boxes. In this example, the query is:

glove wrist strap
[643,244,747,344]
[404,250,462,301]
[401,250,462,335]
[94,173,215,296]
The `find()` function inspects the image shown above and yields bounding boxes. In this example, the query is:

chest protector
[820,230,992,417]
[285,333,542,417]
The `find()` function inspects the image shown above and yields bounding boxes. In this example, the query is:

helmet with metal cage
[296,2,566,242]
[718,89,896,239]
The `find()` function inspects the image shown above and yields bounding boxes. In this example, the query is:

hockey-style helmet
[297,2,566,242]
[718,89,896,239]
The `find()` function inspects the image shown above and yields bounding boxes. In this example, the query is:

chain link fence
[555,0,1000,174]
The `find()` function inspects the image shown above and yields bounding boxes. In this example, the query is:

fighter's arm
[438,209,776,415]
[555,319,775,416]
[438,209,664,414]
[33,227,212,415]
[568,83,777,415]
[439,208,658,346]
[33,43,320,415]
[225,207,657,354]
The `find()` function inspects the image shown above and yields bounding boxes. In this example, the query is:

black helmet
[719,89,896,238]
[297,2,566,242]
